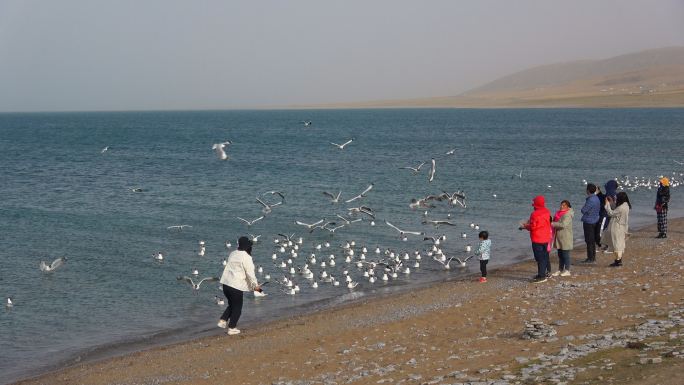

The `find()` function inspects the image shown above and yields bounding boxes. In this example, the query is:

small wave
[323,291,366,308]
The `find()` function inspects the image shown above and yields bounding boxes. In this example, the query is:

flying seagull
[428,158,436,184]
[399,161,427,175]
[262,190,285,200]
[512,170,523,179]
[330,138,354,149]
[446,149,455,155]
[345,183,374,203]
[294,219,327,233]
[39,257,68,273]
[237,216,265,227]
[167,225,192,232]
[383,219,424,238]
[675,159,684,166]
[256,196,282,215]
[322,191,342,204]
[421,220,456,227]
[177,276,219,292]
[101,146,110,154]
[300,121,312,126]
[212,141,233,161]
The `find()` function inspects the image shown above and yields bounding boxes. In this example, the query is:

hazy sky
[1,0,683,112]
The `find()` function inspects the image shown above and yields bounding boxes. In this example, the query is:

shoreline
[15,216,684,385]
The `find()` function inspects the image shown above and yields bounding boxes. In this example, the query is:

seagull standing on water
[212,141,233,161]
[6,298,13,309]
[330,138,354,149]
[39,257,67,273]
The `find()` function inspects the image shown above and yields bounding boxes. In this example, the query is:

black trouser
[583,222,596,261]
[221,285,244,328]
[532,242,549,278]
[594,215,606,247]
[480,260,488,277]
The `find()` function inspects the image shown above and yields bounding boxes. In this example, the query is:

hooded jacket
[220,237,259,291]
[604,180,618,202]
[525,196,551,243]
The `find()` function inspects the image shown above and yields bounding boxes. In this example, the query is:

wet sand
[17,219,684,385]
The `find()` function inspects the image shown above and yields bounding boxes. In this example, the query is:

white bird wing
[294,220,313,228]
[197,277,220,288]
[39,261,48,272]
[255,196,269,208]
[177,276,195,287]
[329,142,341,148]
[360,183,374,196]
[416,161,427,170]
[340,139,354,148]
[212,144,228,160]
[399,167,418,171]
[236,217,250,224]
[383,219,401,232]
[251,216,265,224]
[49,257,67,270]
[675,159,684,165]
[429,158,435,183]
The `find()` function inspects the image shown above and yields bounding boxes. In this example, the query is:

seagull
[464,244,472,252]
[167,225,192,232]
[6,298,13,309]
[675,160,684,165]
[256,196,282,215]
[300,121,313,126]
[177,276,219,292]
[446,149,455,155]
[212,141,233,161]
[153,252,163,261]
[39,257,68,273]
[347,206,375,219]
[127,188,143,192]
[335,214,362,227]
[324,224,346,236]
[322,191,342,204]
[345,183,374,203]
[225,242,232,249]
[262,190,285,200]
[512,170,522,179]
[214,295,225,306]
[197,240,205,247]
[249,234,262,242]
[399,161,427,175]
[330,138,354,149]
[294,219,326,233]
[461,232,467,238]
[237,216,265,227]
[101,146,109,153]
[433,256,458,270]
[192,268,199,275]
[282,287,296,295]
[454,255,474,268]
[421,220,456,227]
[384,219,424,238]
[428,158,436,184]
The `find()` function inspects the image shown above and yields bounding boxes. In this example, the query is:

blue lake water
[1,108,683,383]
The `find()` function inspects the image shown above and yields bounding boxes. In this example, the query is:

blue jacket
[580,194,600,224]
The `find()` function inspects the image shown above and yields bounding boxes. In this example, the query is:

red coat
[525,196,551,244]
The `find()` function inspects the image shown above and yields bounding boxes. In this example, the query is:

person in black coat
[656,177,671,238]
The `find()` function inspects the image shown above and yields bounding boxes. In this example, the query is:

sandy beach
[16,218,684,385]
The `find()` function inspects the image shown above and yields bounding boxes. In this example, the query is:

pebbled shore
[16,219,684,385]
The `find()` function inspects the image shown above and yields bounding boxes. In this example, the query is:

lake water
[1,108,682,383]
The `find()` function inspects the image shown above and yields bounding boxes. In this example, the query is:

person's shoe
[656,233,664,238]
[609,259,622,267]
[560,270,571,277]
[227,328,241,335]
[551,271,561,277]
[217,320,227,329]
[662,233,667,238]
[602,250,613,254]
[478,277,487,283]
[534,276,547,283]
[580,259,595,264]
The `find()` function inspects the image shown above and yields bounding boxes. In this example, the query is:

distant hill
[465,46,684,95]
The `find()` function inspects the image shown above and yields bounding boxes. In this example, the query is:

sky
[1,0,683,112]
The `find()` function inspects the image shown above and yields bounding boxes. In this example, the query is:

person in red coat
[521,196,551,282]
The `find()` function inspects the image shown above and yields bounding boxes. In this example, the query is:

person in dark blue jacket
[580,184,600,263]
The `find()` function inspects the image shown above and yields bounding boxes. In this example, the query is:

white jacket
[220,250,259,291]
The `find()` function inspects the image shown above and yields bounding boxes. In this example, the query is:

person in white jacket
[217,236,260,335]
